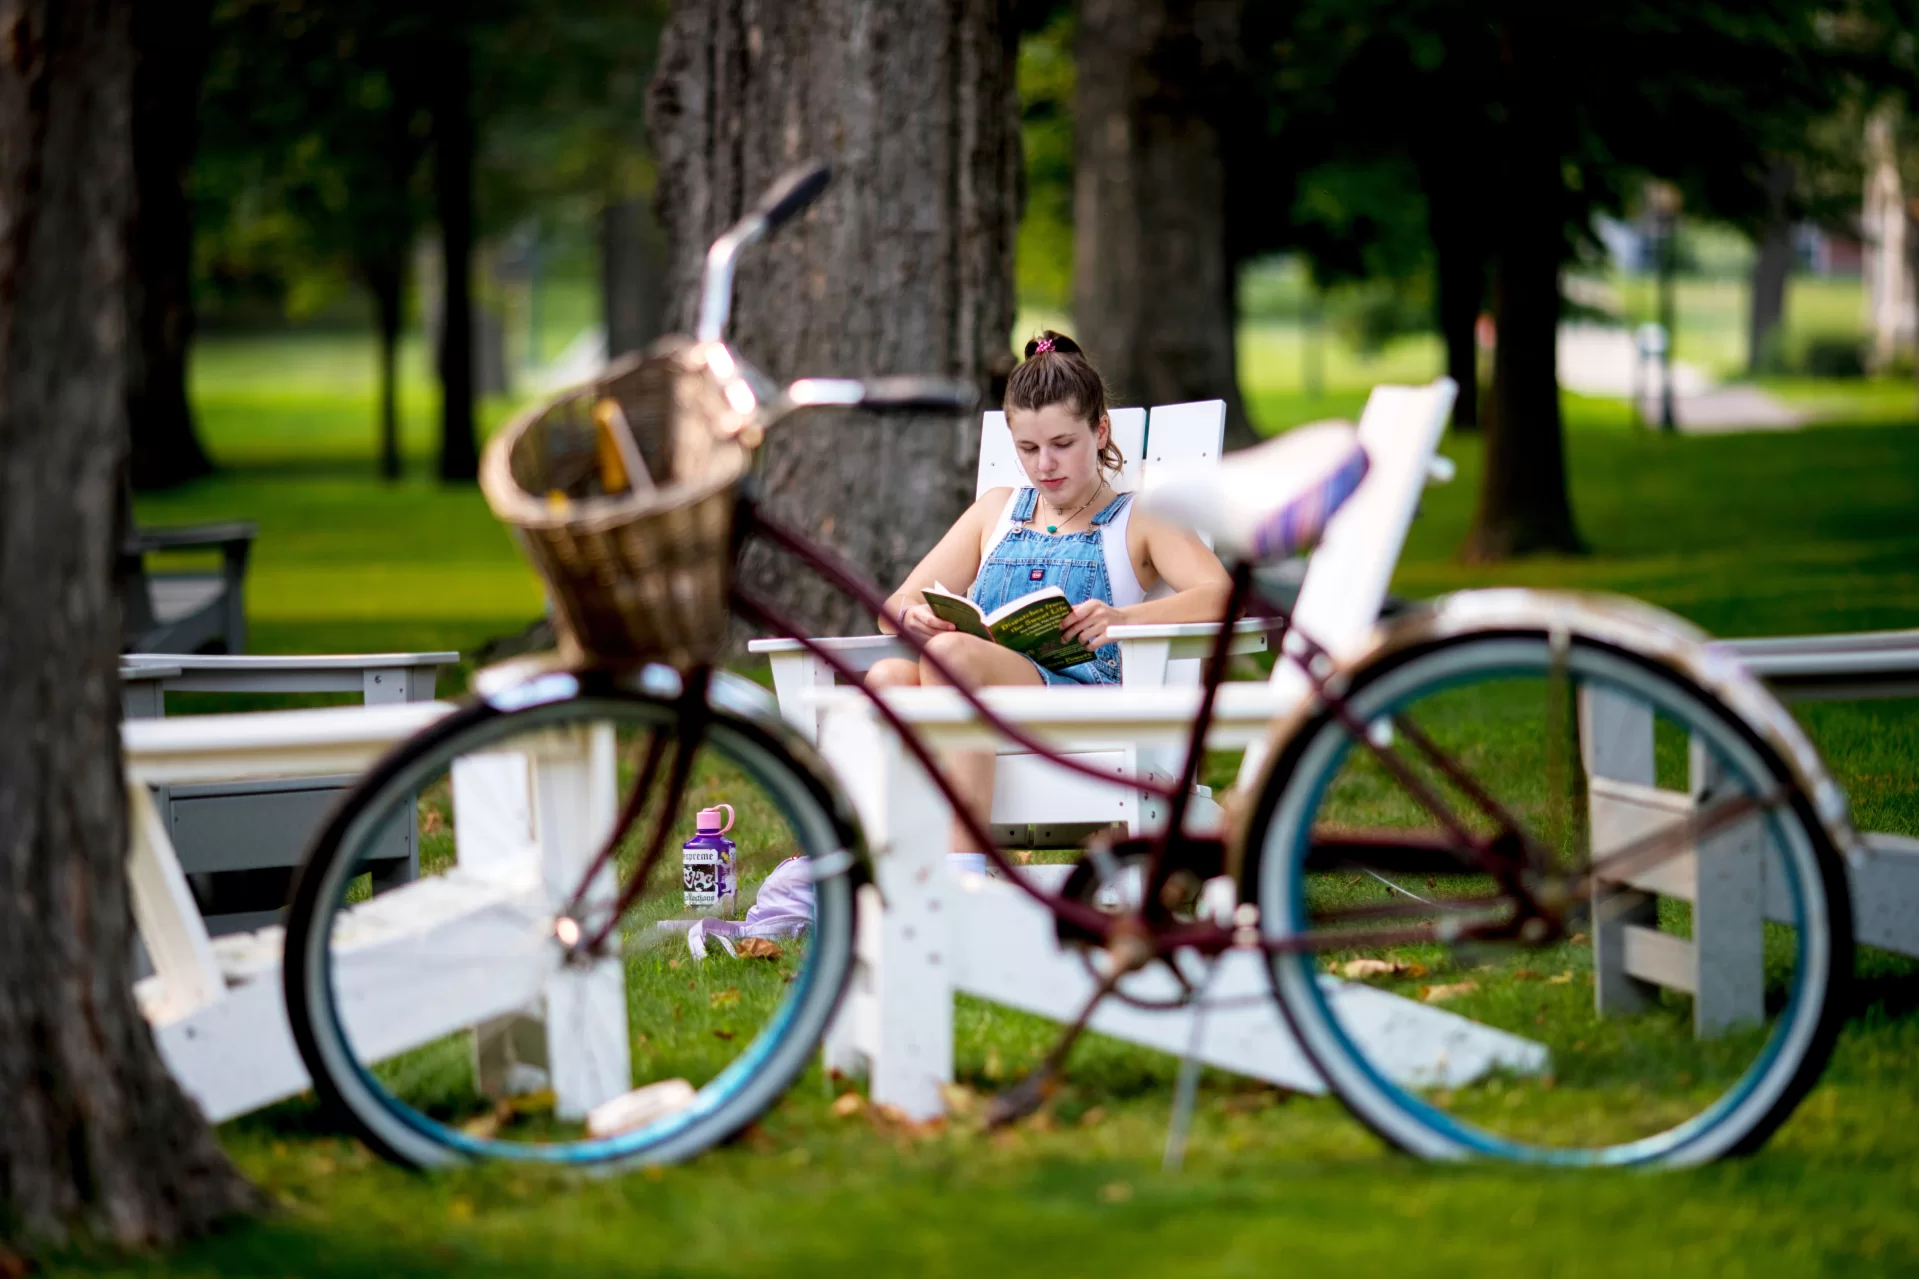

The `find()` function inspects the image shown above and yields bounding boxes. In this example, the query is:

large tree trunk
[1465,21,1581,562]
[1747,160,1793,376]
[1426,168,1488,431]
[601,197,668,360]
[649,0,1021,636]
[0,0,260,1254]
[1074,0,1254,450]
[125,0,214,491]
[431,28,478,482]
[370,257,404,481]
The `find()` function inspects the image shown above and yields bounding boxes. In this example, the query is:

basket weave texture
[481,340,750,667]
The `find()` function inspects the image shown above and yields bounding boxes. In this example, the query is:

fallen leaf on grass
[940,1083,980,1118]
[1512,968,1541,980]
[462,1112,502,1141]
[709,987,741,1008]
[873,1103,947,1140]
[1100,1181,1134,1204]
[1420,980,1478,1003]
[1569,933,1588,945]
[1547,971,1574,985]
[712,1028,735,1040]
[832,1092,867,1118]
[420,808,444,836]
[1077,1105,1108,1128]
[735,938,782,960]
[669,958,682,970]
[1339,958,1427,980]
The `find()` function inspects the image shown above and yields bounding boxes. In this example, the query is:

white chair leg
[527,724,632,1119]
[1690,739,1765,1036]
[817,699,952,1120]
[1582,686,1665,1017]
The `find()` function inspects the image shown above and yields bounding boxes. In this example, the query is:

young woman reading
[870,332,1231,874]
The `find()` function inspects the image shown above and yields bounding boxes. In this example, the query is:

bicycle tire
[1241,595,1854,1167]
[283,675,864,1171]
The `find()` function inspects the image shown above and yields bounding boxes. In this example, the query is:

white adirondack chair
[749,400,1272,846]
[805,380,1499,1118]
[123,691,634,1124]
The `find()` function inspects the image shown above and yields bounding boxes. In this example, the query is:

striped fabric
[1249,444,1370,562]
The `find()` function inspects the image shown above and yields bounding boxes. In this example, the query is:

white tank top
[980,488,1148,607]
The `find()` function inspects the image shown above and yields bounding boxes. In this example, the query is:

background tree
[0,0,260,1251]
[200,0,433,480]
[429,15,480,481]
[649,0,1022,635]
[1073,0,1256,448]
[126,0,217,490]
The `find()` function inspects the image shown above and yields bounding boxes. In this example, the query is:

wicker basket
[480,339,752,668]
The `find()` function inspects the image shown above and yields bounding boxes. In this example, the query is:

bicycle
[283,164,1856,1172]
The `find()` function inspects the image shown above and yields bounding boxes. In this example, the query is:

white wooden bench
[124,695,632,1124]
[1585,629,1919,1036]
[121,652,455,935]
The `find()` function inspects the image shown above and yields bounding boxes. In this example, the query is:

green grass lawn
[96,323,1919,1277]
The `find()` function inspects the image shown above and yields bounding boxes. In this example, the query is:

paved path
[1557,324,1805,433]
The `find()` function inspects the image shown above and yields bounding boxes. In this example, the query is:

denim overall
[970,488,1132,686]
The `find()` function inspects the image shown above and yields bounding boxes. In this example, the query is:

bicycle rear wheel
[1244,598,1853,1166]
[283,675,862,1170]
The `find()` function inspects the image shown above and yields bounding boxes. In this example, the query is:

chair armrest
[1106,617,1275,643]
[1110,618,1273,681]
[125,521,258,554]
[748,634,912,674]
[118,652,456,703]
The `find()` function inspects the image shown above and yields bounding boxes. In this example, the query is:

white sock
[947,852,989,877]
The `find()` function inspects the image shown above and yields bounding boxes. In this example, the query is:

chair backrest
[976,406,1149,496]
[1229,379,1453,785]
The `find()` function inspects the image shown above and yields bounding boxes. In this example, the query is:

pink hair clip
[1033,337,1055,354]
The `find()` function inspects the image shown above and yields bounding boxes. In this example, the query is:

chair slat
[975,406,1147,498]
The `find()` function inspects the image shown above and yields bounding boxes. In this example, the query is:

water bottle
[681,804,737,917]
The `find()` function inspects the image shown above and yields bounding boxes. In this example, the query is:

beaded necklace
[1036,479,1105,534]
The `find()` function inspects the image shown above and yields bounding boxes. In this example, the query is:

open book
[920,582,1096,674]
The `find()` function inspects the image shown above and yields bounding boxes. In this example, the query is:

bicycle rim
[1247,628,1850,1166]
[284,690,860,1170]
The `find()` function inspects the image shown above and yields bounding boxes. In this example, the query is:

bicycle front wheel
[1244,596,1853,1167]
[283,673,862,1170]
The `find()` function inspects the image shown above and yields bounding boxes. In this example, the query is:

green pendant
[1046,524,1058,534]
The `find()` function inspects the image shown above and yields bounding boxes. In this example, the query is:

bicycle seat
[1142,422,1368,561]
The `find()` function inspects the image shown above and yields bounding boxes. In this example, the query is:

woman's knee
[864,657,921,689]
[919,630,997,685]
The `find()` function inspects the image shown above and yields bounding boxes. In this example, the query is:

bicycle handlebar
[696,162,833,343]
[753,163,832,232]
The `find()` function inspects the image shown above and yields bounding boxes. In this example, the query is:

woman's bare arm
[876,487,1012,632]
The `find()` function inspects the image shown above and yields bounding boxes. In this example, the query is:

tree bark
[1465,19,1581,562]
[1074,0,1254,450]
[649,0,1021,636]
[0,0,261,1254]
[1747,160,1793,376]
[431,28,478,482]
[601,197,668,359]
[1426,168,1487,431]
[125,0,214,491]
[370,257,404,481]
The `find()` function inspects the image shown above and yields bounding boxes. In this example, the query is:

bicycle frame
[549,163,1761,986]
[559,483,1765,984]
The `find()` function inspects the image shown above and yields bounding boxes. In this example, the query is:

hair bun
[1023,329,1083,360]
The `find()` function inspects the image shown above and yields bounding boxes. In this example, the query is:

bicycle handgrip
[858,377,979,414]
[753,163,832,232]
